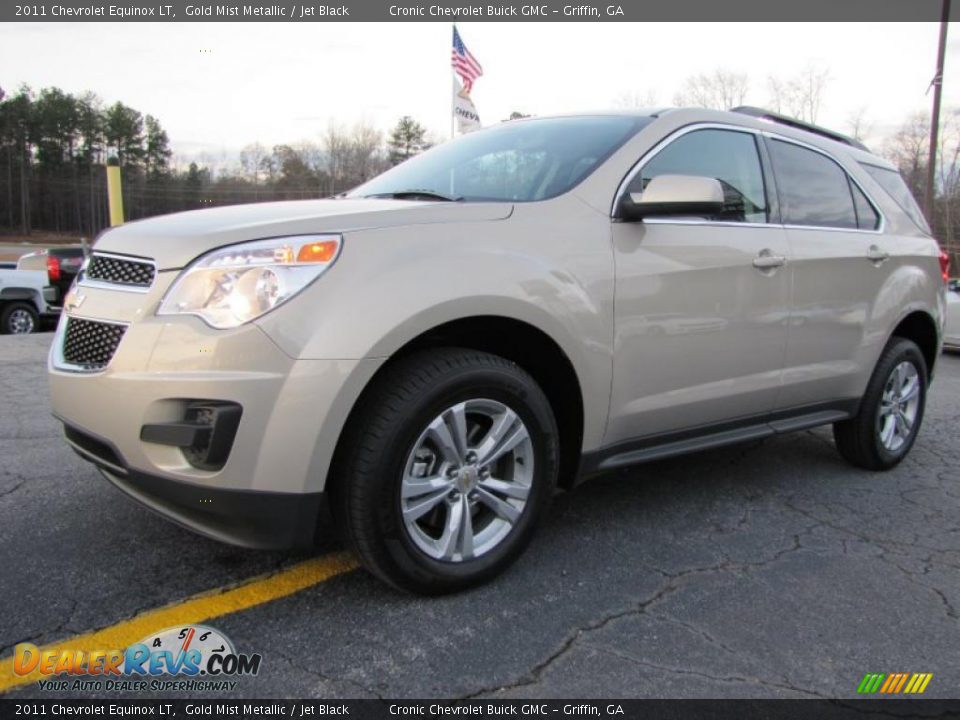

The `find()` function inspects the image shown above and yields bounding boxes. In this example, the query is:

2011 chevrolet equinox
[49,108,948,593]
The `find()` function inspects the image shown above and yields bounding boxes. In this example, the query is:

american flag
[451,26,483,93]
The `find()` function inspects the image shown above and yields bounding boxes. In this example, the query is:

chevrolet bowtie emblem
[65,292,86,312]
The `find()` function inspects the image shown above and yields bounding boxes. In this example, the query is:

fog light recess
[140,401,242,471]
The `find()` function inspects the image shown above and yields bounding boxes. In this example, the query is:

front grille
[86,254,155,288]
[62,318,127,370]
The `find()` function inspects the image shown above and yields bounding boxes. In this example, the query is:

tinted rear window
[851,182,881,230]
[769,140,858,229]
[860,164,930,234]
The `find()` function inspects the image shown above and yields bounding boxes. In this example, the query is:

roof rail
[730,106,869,152]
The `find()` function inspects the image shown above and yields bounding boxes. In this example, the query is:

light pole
[925,0,951,224]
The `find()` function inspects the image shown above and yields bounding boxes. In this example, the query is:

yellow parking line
[0,552,358,694]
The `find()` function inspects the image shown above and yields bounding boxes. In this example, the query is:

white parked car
[946,282,960,350]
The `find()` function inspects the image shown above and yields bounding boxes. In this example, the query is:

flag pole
[450,24,456,140]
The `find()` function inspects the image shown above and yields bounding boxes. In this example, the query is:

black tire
[0,302,39,335]
[331,348,559,594]
[833,337,928,471]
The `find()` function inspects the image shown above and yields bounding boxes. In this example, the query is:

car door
[764,136,889,410]
[606,126,791,447]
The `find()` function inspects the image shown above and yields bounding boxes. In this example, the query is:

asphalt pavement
[2,332,959,699]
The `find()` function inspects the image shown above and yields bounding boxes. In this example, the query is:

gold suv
[49,108,947,593]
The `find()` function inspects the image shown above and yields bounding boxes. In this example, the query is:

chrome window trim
[611,123,766,219]
[78,250,157,294]
[51,314,130,375]
[763,132,886,235]
[611,121,887,235]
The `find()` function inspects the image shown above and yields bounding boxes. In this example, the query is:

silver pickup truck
[0,268,58,334]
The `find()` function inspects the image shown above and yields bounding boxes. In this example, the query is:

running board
[594,409,851,472]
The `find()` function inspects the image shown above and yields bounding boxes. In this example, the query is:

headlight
[157,235,341,329]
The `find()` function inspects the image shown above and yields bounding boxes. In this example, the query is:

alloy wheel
[876,360,921,453]
[400,398,534,562]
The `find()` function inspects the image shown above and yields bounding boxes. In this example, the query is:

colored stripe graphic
[880,674,897,693]
[857,673,883,694]
[857,672,932,694]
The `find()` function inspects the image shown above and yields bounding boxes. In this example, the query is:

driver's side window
[628,128,768,223]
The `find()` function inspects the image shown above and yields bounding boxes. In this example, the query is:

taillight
[47,256,61,283]
[940,248,951,284]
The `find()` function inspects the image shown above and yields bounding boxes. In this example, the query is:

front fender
[255,201,615,450]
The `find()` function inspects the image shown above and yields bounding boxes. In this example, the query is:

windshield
[349,116,650,203]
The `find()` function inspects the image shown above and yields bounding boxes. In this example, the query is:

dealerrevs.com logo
[14,625,262,693]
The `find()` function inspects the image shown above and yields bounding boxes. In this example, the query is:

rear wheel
[0,302,39,335]
[332,348,559,594]
[833,337,927,471]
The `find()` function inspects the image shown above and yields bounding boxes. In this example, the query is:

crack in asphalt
[268,648,386,700]
[0,481,25,499]
[0,599,78,658]
[577,642,830,698]
[781,498,960,622]
[461,525,819,699]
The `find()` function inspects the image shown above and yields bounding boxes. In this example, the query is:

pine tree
[387,116,427,166]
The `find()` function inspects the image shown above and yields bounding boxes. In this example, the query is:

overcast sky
[1,22,958,166]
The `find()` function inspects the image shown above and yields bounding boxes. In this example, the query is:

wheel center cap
[457,465,478,493]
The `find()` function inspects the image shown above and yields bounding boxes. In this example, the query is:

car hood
[94,198,514,270]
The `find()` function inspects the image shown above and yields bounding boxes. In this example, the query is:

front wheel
[834,337,928,471]
[332,348,559,594]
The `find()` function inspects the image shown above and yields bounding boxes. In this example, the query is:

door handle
[867,245,890,263]
[752,249,786,270]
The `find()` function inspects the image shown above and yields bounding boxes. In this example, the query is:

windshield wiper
[365,189,463,202]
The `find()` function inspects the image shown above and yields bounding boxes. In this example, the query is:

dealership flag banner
[453,80,482,133]
[451,25,482,133]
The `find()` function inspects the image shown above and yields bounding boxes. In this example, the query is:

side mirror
[619,174,724,221]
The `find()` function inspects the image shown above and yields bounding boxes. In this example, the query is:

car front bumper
[97,460,324,549]
[48,283,382,548]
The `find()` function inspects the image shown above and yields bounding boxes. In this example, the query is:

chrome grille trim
[80,251,157,293]
[54,317,129,373]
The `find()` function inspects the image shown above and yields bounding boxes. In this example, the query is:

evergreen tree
[387,116,427,166]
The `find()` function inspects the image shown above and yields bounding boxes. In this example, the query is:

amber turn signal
[298,241,339,263]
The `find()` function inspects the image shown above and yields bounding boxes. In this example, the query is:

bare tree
[239,142,267,185]
[883,111,929,197]
[767,65,830,123]
[350,121,385,186]
[612,89,659,109]
[846,106,873,143]
[881,110,960,265]
[937,111,960,252]
[322,122,352,195]
[673,70,748,110]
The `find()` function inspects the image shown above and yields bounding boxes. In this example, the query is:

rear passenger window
[631,129,768,223]
[770,140,858,229]
[851,182,881,230]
